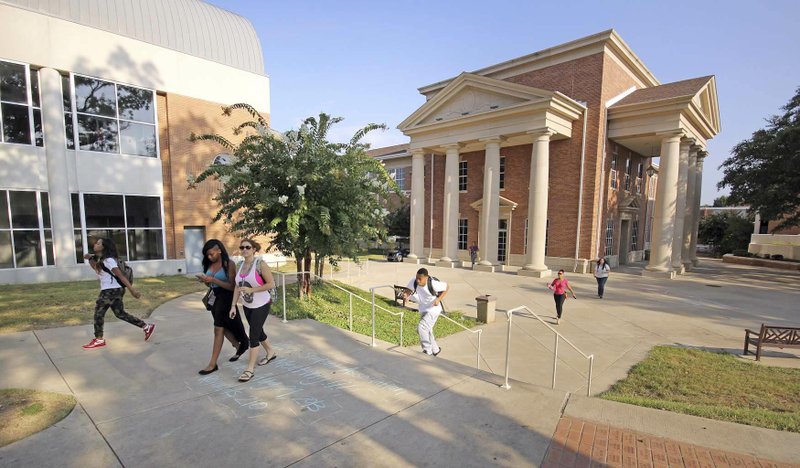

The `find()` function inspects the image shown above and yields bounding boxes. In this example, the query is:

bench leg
[755,344,761,361]
[743,337,749,356]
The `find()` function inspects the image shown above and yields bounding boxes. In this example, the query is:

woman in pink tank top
[548,270,577,324]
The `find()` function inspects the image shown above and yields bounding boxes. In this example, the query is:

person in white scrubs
[403,268,449,356]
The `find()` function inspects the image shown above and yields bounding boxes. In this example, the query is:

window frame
[0,58,41,147]
[499,156,506,190]
[631,219,639,251]
[457,218,468,250]
[604,218,614,257]
[0,189,54,269]
[458,160,468,192]
[72,191,167,262]
[69,72,160,158]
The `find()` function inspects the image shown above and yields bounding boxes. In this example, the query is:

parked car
[386,247,411,262]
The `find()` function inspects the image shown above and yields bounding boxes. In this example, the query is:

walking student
[82,238,154,349]
[468,242,479,269]
[197,239,249,375]
[403,268,449,356]
[594,257,611,299]
[230,239,277,382]
[548,270,577,325]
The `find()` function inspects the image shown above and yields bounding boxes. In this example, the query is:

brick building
[0,0,270,283]
[376,30,720,278]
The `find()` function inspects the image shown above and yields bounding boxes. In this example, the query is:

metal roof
[1,0,266,75]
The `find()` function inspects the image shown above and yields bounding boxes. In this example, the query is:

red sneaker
[143,323,155,341]
[82,338,106,349]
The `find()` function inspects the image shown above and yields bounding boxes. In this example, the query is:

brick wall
[159,93,272,259]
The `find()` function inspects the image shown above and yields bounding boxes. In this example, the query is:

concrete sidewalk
[1,258,799,466]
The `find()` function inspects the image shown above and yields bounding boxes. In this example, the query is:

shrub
[732,249,749,257]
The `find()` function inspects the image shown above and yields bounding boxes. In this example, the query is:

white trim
[606,86,637,107]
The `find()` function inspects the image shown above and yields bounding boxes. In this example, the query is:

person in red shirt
[547,270,577,324]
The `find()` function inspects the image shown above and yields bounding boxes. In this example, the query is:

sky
[212,0,800,205]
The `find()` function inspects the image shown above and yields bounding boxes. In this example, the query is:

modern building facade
[0,0,270,283]
[384,30,720,277]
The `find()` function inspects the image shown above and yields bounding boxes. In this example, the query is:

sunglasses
[239,245,253,250]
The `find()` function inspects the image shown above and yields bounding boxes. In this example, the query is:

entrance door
[619,220,630,265]
[497,219,508,263]
[184,227,205,273]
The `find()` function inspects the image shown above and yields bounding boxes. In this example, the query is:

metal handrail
[370,285,405,347]
[437,312,483,372]
[502,305,594,396]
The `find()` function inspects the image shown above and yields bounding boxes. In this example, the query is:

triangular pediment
[691,77,721,135]
[398,73,555,131]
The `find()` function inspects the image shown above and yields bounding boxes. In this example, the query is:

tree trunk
[303,250,313,297]
[295,255,304,299]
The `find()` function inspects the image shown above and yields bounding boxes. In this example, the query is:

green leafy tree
[385,202,410,237]
[189,105,397,297]
[719,87,800,229]
[698,212,753,257]
[712,195,729,207]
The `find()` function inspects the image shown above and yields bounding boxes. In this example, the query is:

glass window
[13,230,42,267]
[0,231,12,268]
[127,229,164,260]
[605,219,614,256]
[631,220,639,251]
[74,76,117,117]
[77,114,118,153]
[457,219,468,250]
[126,196,161,227]
[119,121,156,157]
[41,193,51,229]
[499,157,506,189]
[117,85,154,123]
[0,61,27,104]
[2,103,32,144]
[74,230,84,264]
[71,193,81,226]
[33,109,43,147]
[9,191,38,228]
[84,194,124,228]
[87,229,128,261]
[30,69,40,108]
[0,193,8,229]
[458,161,468,191]
[63,74,75,149]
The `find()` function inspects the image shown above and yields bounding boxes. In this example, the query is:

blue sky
[213,0,799,204]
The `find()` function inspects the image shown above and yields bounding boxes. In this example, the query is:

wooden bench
[743,324,800,361]
[393,285,409,307]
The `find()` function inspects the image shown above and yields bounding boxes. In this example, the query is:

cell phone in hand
[195,273,205,281]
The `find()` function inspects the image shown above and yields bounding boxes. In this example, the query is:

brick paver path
[543,417,798,468]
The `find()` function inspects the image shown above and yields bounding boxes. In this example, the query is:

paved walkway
[0,258,799,466]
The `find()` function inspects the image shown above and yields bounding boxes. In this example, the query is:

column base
[641,269,676,279]
[691,258,700,266]
[682,261,693,272]
[518,268,551,278]
[474,264,504,273]
[435,260,460,268]
[403,257,423,264]
[671,264,686,275]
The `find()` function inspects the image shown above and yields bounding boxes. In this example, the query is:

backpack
[413,276,445,312]
[101,258,134,288]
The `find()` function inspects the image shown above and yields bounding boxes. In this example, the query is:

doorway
[619,220,630,264]
[498,219,508,263]
[184,227,205,273]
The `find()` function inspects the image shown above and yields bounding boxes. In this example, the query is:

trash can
[475,295,496,324]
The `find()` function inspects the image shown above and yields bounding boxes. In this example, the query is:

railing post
[399,312,404,347]
[587,355,594,396]
[502,311,513,389]
[371,289,376,347]
[476,330,482,372]
[281,272,287,323]
[349,293,353,331]
[552,334,559,389]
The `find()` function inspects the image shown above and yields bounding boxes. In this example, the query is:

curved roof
[1,0,265,75]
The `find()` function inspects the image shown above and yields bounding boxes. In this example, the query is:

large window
[0,190,54,268]
[499,156,506,189]
[631,219,639,251]
[458,161,468,192]
[636,162,643,194]
[605,219,614,256]
[0,60,43,147]
[458,219,468,250]
[388,167,406,191]
[72,75,157,157]
[624,157,632,191]
[71,193,164,262]
[610,146,618,190]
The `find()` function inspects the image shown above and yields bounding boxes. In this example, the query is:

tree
[189,105,398,297]
[719,87,800,229]
[712,195,729,207]
[385,202,410,237]
[698,212,753,257]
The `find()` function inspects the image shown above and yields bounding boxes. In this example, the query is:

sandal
[238,370,254,382]
[258,354,277,366]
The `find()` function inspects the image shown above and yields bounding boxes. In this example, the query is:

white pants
[418,309,440,354]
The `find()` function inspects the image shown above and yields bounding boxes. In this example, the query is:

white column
[643,132,682,278]
[406,149,425,263]
[689,152,706,265]
[519,129,554,278]
[682,146,698,270]
[670,140,690,273]
[41,67,76,267]
[436,144,460,267]
[475,137,501,272]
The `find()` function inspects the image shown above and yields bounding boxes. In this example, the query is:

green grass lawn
[0,276,205,334]
[276,280,477,346]
[600,346,800,432]
[0,389,76,447]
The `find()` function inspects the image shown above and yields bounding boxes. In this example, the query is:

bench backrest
[759,324,800,345]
